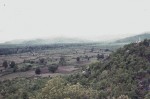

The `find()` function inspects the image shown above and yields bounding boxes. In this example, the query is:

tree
[90,48,94,52]
[59,57,66,66]
[10,61,16,68]
[2,60,8,69]
[13,65,18,72]
[97,54,101,60]
[85,55,90,61]
[48,64,58,73]
[35,68,41,74]
[20,91,29,99]
[76,57,80,62]
[97,54,104,60]
[143,39,149,47]
[39,58,45,64]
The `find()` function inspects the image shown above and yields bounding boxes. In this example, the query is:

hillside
[115,33,150,43]
[67,39,150,99]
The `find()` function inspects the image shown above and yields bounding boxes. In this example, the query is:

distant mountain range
[3,37,91,45]
[115,33,150,43]
[2,33,150,45]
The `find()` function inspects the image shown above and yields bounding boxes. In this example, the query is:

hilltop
[115,33,150,43]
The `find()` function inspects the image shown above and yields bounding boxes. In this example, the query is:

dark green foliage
[48,64,58,73]
[97,54,100,60]
[39,58,45,64]
[21,91,29,99]
[97,54,104,60]
[20,65,32,72]
[90,48,94,52]
[0,77,51,99]
[26,65,32,71]
[35,68,41,74]
[13,65,18,72]
[143,39,150,47]
[76,57,80,62]
[59,57,66,66]
[85,55,90,60]
[10,61,16,68]
[2,60,8,69]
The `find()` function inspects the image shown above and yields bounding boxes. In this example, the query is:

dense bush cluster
[0,77,51,99]
[31,77,99,99]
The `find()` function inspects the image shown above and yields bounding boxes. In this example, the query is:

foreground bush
[32,77,99,99]
[0,78,50,99]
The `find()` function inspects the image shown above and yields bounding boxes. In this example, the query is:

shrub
[20,65,32,72]
[39,58,45,64]
[97,54,104,60]
[76,57,80,62]
[33,77,99,99]
[35,68,41,74]
[48,64,58,73]
[2,60,8,69]
[13,65,18,72]
[10,61,16,68]
[59,57,66,66]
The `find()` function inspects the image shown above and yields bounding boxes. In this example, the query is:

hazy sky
[0,0,150,43]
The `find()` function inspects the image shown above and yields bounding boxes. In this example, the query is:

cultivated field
[0,43,112,81]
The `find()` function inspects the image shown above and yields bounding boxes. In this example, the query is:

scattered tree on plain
[2,60,8,69]
[59,57,66,66]
[10,61,16,68]
[35,67,41,74]
[48,64,58,73]
[76,57,80,62]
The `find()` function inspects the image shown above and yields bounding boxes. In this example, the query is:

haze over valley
[0,0,150,99]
